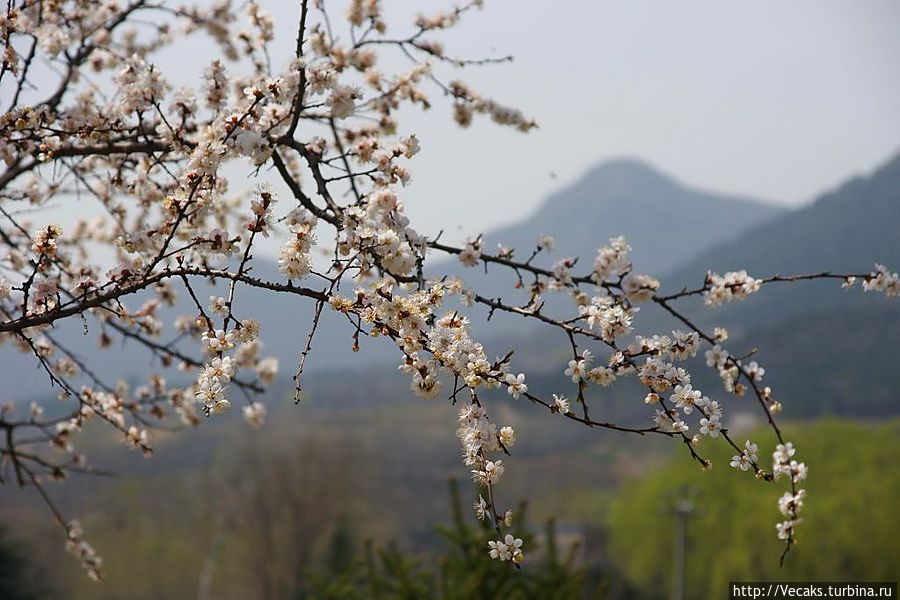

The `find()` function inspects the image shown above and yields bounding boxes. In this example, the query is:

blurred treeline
[0,410,896,598]
[0,426,624,599]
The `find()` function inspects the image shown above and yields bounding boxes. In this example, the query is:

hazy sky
[9,1,900,255]
[263,0,900,245]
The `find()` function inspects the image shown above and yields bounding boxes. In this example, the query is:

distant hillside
[436,159,784,306]
[668,152,900,281]
[725,305,900,417]
[667,152,900,418]
[487,159,783,272]
[509,152,900,418]
[661,150,900,331]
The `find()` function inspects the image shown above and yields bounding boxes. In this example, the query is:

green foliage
[303,479,599,599]
[0,524,48,600]
[608,419,900,599]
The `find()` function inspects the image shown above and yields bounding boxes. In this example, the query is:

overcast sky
[258,0,900,245]
[12,1,900,255]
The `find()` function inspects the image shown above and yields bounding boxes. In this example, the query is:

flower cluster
[621,272,660,302]
[580,296,634,342]
[242,402,267,428]
[195,356,237,415]
[66,521,103,582]
[773,442,808,484]
[488,534,525,564]
[279,221,317,280]
[703,270,762,306]
[862,264,899,297]
[459,236,483,267]
[458,403,509,484]
[449,81,536,132]
[729,440,759,472]
[592,236,632,283]
[772,442,808,543]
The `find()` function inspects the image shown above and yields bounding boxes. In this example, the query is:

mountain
[483,158,783,272]
[654,152,900,417]
[661,150,900,329]
[436,159,784,305]
[668,151,900,280]
[505,152,900,418]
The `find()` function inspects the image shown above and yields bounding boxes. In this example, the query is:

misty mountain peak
[581,157,677,194]
[512,159,784,276]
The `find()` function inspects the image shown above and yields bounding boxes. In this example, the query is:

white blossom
[863,264,899,297]
[622,272,660,302]
[592,236,631,283]
[705,345,729,369]
[505,373,527,398]
[488,534,524,564]
[699,415,721,438]
[242,402,266,428]
[459,237,482,267]
[703,270,762,306]
[537,234,555,251]
[551,394,570,414]
[499,426,516,448]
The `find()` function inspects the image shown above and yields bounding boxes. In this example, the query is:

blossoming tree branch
[0,0,896,580]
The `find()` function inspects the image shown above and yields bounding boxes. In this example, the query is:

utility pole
[664,490,695,600]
